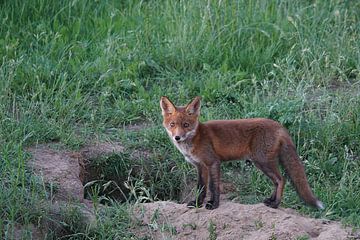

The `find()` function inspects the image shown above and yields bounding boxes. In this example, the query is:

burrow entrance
[77,142,155,204]
[29,141,188,205]
[78,142,194,205]
[79,151,134,203]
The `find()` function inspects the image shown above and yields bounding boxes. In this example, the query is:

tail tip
[316,200,325,210]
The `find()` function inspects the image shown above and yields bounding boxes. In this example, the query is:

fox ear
[160,96,176,116]
[186,96,201,116]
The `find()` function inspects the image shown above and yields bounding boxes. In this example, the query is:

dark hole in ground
[79,153,134,204]
[78,150,187,205]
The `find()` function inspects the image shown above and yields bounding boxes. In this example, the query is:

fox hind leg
[205,161,220,210]
[253,159,285,209]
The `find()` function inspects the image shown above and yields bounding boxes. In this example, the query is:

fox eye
[170,122,175,127]
[183,122,189,128]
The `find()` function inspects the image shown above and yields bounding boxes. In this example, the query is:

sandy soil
[133,201,354,240]
[26,143,357,240]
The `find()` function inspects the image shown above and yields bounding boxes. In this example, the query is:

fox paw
[205,201,219,210]
[187,200,203,209]
[263,198,280,209]
[263,197,274,205]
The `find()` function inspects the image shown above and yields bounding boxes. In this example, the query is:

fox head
[160,96,201,143]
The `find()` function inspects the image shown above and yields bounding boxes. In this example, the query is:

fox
[160,96,324,210]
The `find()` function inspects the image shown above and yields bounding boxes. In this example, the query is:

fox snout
[171,132,186,142]
[170,129,196,143]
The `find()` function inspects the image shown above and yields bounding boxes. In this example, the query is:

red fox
[160,96,324,210]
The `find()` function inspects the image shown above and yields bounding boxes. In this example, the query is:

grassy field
[1,0,359,238]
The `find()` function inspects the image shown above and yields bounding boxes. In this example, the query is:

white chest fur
[173,141,199,165]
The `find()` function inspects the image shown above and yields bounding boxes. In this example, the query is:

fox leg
[187,164,208,208]
[254,160,285,209]
[205,161,221,210]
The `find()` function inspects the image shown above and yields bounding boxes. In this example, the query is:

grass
[0,0,359,238]
[208,220,217,240]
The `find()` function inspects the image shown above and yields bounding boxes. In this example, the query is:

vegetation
[0,0,359,238]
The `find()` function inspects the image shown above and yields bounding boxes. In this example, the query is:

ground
[133,201,351,240]
[24,142,358,240]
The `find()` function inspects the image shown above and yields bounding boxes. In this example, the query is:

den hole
[80,153,132,204]
[79,152,185,204]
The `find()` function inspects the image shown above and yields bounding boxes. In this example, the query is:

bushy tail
[279,135,324,209]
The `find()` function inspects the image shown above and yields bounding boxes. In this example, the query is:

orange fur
[160,96,323,210]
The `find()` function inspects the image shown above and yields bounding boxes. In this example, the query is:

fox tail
[279,133,324,209]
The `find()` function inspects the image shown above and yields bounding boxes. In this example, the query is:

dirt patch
[124,122,151,132]
[79,142,125,160]
[133,201,353,240]
[28,142,126,202]
[28,144,85,201]
[26,142,358,240]
[26,142,126,237]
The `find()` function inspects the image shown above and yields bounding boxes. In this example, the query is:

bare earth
[27,142,125,202]
[133,201,353,240]
[26,142,356,240]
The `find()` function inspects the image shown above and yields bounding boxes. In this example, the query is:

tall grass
[0,0,359,238]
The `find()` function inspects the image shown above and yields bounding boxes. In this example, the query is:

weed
[182,223,197,231]
[296,235,310,240]
[161,223,177,235]
[255,218,264,230]
[208,220,217,240]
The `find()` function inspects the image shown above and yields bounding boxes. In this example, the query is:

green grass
[1,0,359,238]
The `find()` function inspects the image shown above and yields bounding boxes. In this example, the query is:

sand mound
[133,201,353,240]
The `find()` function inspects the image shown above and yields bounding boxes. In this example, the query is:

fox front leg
[187,164,208,208]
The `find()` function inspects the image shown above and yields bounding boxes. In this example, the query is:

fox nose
[174,136,181,141]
